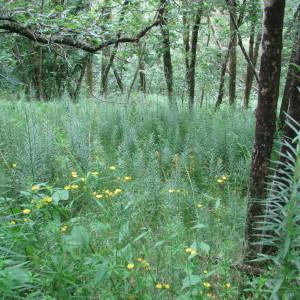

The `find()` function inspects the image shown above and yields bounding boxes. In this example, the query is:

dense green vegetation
[1,99,255,299]
[1,0,300,299]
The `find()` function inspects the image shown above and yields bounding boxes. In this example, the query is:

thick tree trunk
[245,0,285,262]
[279,5,300,128]
[228,0,237,105]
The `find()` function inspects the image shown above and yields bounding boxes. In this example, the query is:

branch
[0,3,166,53]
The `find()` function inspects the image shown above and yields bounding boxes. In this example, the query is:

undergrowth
[0,97,261,299]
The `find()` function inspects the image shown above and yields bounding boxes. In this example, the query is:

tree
[245,0,286,262]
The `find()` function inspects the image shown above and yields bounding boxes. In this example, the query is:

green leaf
[64,226,90,249]
[52,189,69,204]
[182,275,202,289]
[199,242,210,254]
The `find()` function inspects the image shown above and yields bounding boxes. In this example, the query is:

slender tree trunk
[112,66,124,93]
[139,60,146,93]
[159,2,176,109]
[73,58,88,101]
[279,5,300,128]
[245,0,285,262]
[187,7,202,111]
[215,37,234,109]
[228,0,237,105]
[86,54,93,96]
[243,29,262,109]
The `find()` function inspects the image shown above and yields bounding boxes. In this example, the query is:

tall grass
[0,96,255,299]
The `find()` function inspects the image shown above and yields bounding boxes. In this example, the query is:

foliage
[0,97,254,299]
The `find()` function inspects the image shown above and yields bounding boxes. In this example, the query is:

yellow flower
[127,263,134,270]
[114,188,122,194]
[203,270,208,274]
[92,191,97,195]
[71,184,79,189]
[185,247,197,255]
[203,282,211,288]
[91,171,99,176]
[168,189,175,193]
[71,171,78,178]
[108,192,114,197]
[31,185,39,191]
[22,209,31,215]
[217,179,224,184]
[80,177,85,182]
[197,204,203,208]
[12,163,17,168]
[176,189,181,193]
[143,262,150,270]
[137,258,144,263]
[222,175,227,180]
[109,166,116,171]
[95,194,103,199]
[124,176,132,182]
[156,283,163,289]
[23,218,32,222]
[9,220,16,225]
[61,225,68,232]
[163,284,170,289]
[224,283,231,289]
[64,185,71,190]
[42,196,52,204]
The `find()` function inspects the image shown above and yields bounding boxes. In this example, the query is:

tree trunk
[245,0,285,262]
[187,7,202,111]
[228,0,237,105]
[113,66,124,93]
[243,29,262,109]
[86,54,93,96]
[279,5,300,128]
[159,2,176,109]
[139,60,146,93]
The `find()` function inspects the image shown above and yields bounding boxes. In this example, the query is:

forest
[0,0,299,299]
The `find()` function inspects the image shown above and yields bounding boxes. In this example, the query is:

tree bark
[245,0,285,263]
[86,54,93,96]
[187,7,202,111]
[279,4,300,128]
[243,29,262,109]
[159,1,176,109]
[228,0,237,105]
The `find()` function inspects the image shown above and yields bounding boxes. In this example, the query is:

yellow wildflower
[185,247,197,255]
[9,220,16,225]
[64,185,71,190]
[143,262,150,270]
[43,196,52,204]
[163,284,170,289]
[203,270,208,274]
[156,283,163,289]
[222,175,227,180]
[12,163,17,168]
[224,283,231,289]
[71,184,79,189]
[61,225,68,232]
[217,179,224,184]
[22,209,31,215]
[203,282,211,288]
[127,263,134,270]
[91,171,99,176]
[124,176,132,182]
[31,185,39,191]
[80,177,85,182]
[71,171,78,178]
[114,188,122,194]
[197,204,203,208]
[95,194,103,199]
[109,166,116,171]
[137,258,144,263]
[23,218,32,222]
[92,191,97,195]
[168,189,175,193]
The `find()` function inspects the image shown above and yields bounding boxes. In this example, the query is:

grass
[0,96,261,299]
